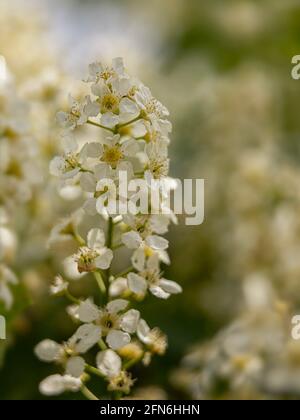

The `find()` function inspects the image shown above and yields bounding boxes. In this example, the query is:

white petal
[66,356,85,378]
[78,299,99,323]
[120,309,140,333]
[94,163,111,179]
[62,375,82,392]
[39,375,81,396]
[149,285,170,299]
[96,349,121,378]
[106,299,128,314]
[95,248,113,270]
[121,139,139,157]
[145,235,169,250]
[80,173,96,192]
[100,112,119,129]
[49,156,65,177]
[149,286,170,299]
[159,279,182,295]
[146,253,160,270]
[150,215,170,235]
[127,273,147,295]
[85,142,103,158]
[109,277,128,298]
[69,324,102,354]
[56,112,72,128]
[112,57,125,75]
[89,61,103,78]
[106,330,131,350]
[111,76,131,96]
[137,319,150,343]
[39,375,65,396]
[87,228,105,249]
[122,231,142,249]
[131,248,146,271]
[34,340,63,362]
[83,198,98,216]
[84,98,99,118]
[119,98,139,117]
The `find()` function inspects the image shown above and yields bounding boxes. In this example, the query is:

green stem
[112,242,123,250]
[123,356,143,371]
[73,232,86,246]
[106,217,114,282]
[94,271,106,294]
[85,364,104,378]
[80,167,94,174]
[81,385,99,401]
[106,217,114,249]
[98,338,108,350]
[65,289,80,305]
[87,119,115,133]
[116,114,141,130]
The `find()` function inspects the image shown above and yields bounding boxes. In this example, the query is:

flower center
[100,94,119,113]
[100,69,115,81]
[101,145,123,168]
[99,312,118,335]
[148,158,169,179]
[75,247,99,273]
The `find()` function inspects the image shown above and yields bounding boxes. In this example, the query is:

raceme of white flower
[36,58,182,399]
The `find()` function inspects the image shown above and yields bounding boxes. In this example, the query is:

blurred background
[1,0,300,400]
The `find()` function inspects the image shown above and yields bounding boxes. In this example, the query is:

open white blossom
[78,298,139,350]
[74,228,113,273]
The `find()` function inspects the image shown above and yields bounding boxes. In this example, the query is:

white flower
[48,210,83,246]
[99,134,139,169]
[137,319,168,355]
[35,339,86,378]
[78,299,140,350]
[128,253,182,299]
[87,58,125,85]
[96,349,122,378]
[122,230,169,251]
[39,375,82,396]
[144,141,170,180]
[135,84,169,127]
[0,264,18,310]
[81,161,133,218]
[50,136,86,180]
[87,58,139,129]
[50,275,68,296]
[56,95,91,130]
[74,228,113,273]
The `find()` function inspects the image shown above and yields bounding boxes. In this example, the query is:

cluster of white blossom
[172,302,300,400]
[35,58,182,399]
[0,57,41,311]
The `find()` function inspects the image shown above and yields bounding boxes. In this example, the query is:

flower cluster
[171,303,300,400]
[0,57,40,311]
[36,58,182,399]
